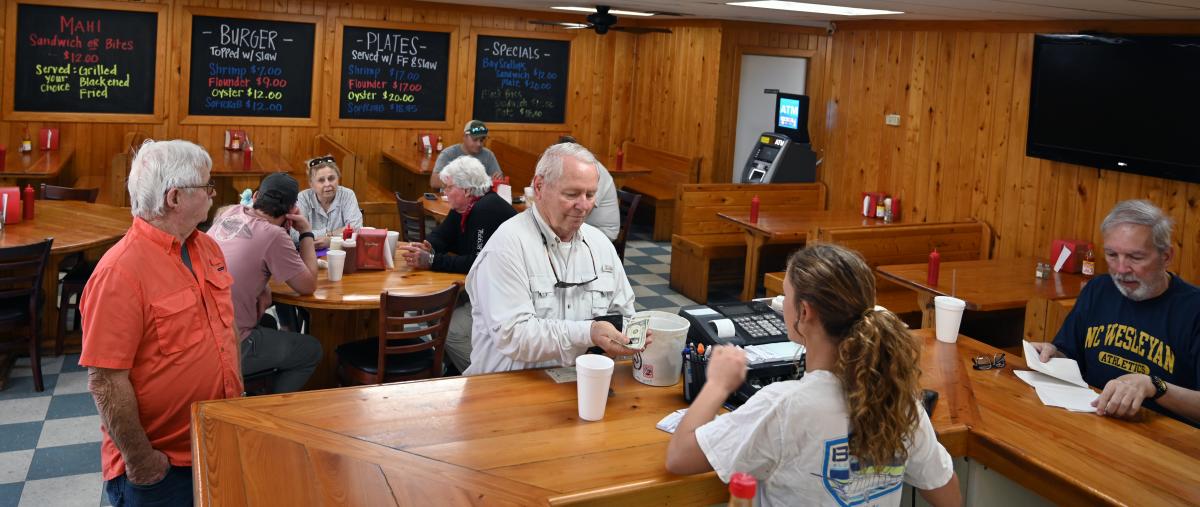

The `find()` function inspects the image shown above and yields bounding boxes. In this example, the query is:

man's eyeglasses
[179,180,217,196]
[538,226,598,288]
[307,155,336,168]
[972,353,1006,370]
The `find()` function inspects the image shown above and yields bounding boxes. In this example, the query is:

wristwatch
[1150,375,1168,400]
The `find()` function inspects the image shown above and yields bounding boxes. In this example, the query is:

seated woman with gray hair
[399,155,517,373]
[291,155,363,248]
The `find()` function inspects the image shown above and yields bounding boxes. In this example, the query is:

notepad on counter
[744,342,805,365]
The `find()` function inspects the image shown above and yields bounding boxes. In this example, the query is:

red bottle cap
[729,472,757,499]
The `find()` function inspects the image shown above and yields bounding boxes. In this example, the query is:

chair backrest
[614,189,642,260]
[40,184,99,203]
[815,221,991,268]
[0,239,54,316]
[375,282,463,383]
[394,192,426,243]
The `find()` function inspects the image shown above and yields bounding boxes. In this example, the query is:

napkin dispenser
[39,128,59,151]
[0,187,21,224]
[355,228,389,270]
[1049,239,1090,274]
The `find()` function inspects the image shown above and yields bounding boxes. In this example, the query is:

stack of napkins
[744,342,805,365]
[1017,340,1098,412]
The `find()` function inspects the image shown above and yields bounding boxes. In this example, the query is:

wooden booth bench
[619,141,702,241]
[488,138,539,193]
[764,221,992,317]
[669,183,826,303]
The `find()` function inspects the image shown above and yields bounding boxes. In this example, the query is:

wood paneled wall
[0,0,639,186]
[818,21,1200,282]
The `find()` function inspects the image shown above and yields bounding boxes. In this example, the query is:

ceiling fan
[530,6,673,35]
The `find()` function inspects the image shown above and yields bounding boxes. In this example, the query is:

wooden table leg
[40,253,65,355]
[741,233,766,302]
[300,307,377,390]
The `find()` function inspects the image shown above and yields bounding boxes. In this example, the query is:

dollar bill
[626,315,650,351]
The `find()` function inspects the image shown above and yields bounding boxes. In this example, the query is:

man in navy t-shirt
[1033,200,1199,427]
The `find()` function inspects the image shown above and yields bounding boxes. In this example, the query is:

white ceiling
[425,0,1200,27]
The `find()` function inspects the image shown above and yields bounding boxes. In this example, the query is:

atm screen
[756,144,780,162]
[777,97,801,129]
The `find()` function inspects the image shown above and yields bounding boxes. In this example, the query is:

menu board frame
[2,0,168,122]
[179,7,323,127]
[467,29,573,132]
[329,19,459,129]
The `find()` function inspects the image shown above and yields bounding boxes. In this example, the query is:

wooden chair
[335,282,462,385]
[0,239,53,392]
[40,184,101,355]
[394,192,426,243]
[614,189,642,261]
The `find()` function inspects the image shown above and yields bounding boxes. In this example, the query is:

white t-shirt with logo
[695,370,953,507]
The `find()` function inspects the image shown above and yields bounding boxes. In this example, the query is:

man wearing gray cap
[430,119,503,189]
[208,172,322,393]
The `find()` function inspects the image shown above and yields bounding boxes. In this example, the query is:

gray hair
[128,140,211,221]
[1101,199,1174,253]
[535,143,598,184]
[439,156,492,197]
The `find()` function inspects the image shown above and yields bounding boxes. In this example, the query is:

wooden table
[382,147,435,201]
[207,147,292,195]
[191,328,1200,506]
[0,200,131,384]
[718,210,890,300]
[422,196,525,223]
[269,263,463,388]
[0,148,74,185]
[877,258,1092,329]
[601,157,652,189]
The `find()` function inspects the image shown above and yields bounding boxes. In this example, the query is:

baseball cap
[257,172,300,207]
[464,120,489,138]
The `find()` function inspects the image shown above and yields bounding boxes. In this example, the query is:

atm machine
[740,92,817,184]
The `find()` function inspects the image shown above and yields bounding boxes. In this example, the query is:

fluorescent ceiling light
[726,1,902,16]
[552,6,656,17]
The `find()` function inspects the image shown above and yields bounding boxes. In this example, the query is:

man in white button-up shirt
[464,143,640,375]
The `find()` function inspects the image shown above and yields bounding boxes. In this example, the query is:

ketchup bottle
[728,472,757,507]
[22,184,35,220]
[615,148,624,170]
[749,195,760,223]
[927,248,941,286]
[342,223,354,241]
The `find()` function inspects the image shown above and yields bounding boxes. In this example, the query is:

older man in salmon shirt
[80,140,242,506]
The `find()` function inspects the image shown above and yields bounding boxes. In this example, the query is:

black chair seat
[0,296,39,323]
[336,337,433,376]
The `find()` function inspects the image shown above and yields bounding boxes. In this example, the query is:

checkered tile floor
[0,226,725,506]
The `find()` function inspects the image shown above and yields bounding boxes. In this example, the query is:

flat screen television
[774,92,810,144]
[1027,34,1200,184]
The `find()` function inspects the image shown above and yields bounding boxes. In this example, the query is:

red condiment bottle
[749,195,760,223]
[615,148,624,170]
[927,247,941,286]
[728,472,757,507]
[342,224,354,240]
[22,184,35,220]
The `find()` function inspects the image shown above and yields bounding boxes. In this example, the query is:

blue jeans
[105,466,193,507]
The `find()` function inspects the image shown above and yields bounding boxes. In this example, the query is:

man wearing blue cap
[430,119,503,189]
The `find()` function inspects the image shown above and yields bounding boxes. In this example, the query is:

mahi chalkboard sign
[9,2,161,117]
[472,35,569,124]
[187,13,317,119]
[338,24,452,122]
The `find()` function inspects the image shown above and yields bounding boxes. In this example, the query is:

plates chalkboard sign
[338,24,452,122]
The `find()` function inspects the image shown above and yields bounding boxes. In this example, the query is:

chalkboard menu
[11,3,158,114]
[339,25,451,121]
[187,15,316,118]
[472,35,569,124]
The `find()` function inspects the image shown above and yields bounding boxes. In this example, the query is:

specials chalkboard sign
[187,14,317,119]
[472,35,569,124]
[338,24,452,122]
[9,3,160,116]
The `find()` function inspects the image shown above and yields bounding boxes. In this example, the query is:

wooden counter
[192,328,1199,505]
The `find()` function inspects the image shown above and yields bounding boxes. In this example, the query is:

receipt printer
[679,301,789,347]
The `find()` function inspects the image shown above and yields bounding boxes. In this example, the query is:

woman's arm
[666,346,747,475]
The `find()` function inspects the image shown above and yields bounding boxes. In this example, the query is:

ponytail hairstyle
[786,243,923,467]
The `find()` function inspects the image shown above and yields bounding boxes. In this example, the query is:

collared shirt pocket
[588,272,616,317]
[528,275,557,318]
[206,259,236,329]
[150,289,202,356]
